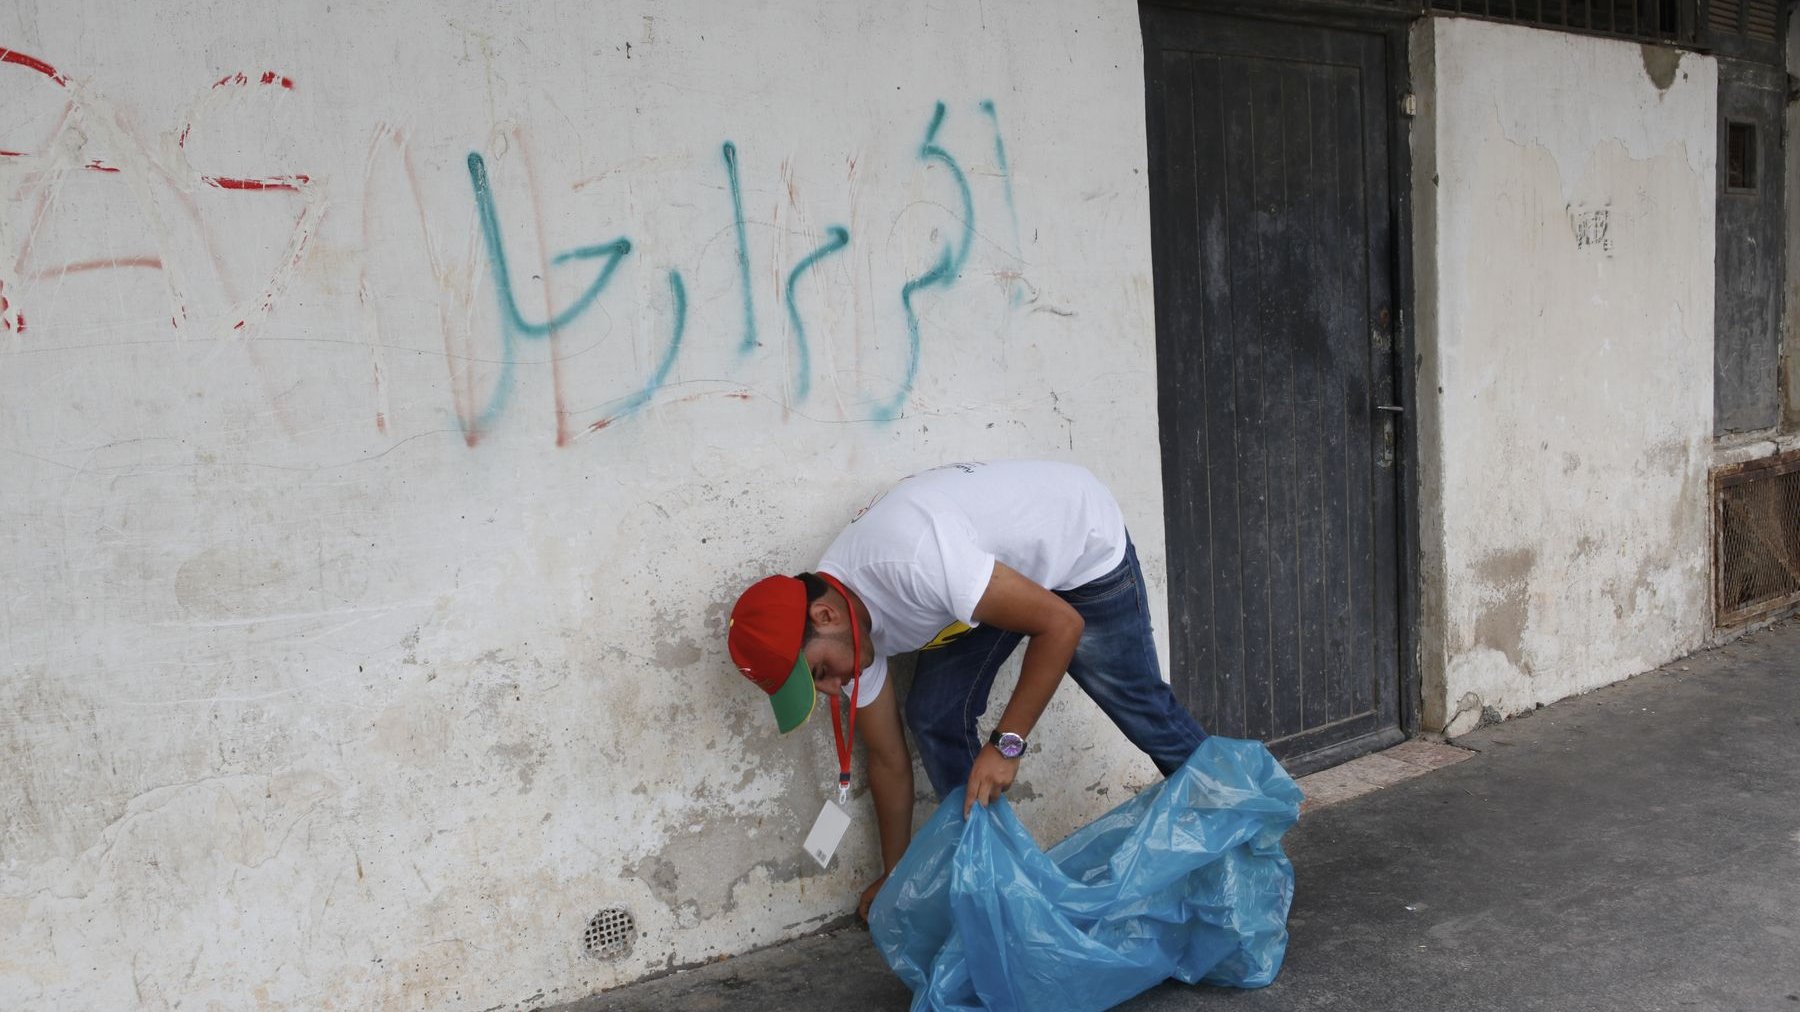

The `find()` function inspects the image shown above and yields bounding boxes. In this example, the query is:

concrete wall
[1413,19,1717,735]
[0,2,1160,1007]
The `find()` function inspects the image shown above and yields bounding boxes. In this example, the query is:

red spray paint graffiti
[0,45,318,342]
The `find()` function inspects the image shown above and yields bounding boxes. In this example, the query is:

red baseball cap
[727,576,816,734]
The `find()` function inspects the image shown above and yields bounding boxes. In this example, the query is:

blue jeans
[903,539,1210,799]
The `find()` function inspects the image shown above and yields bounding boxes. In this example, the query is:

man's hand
[963,744,1018,818]
[857,874,888,923]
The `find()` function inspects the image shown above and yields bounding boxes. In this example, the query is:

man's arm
[962,561,1084,816]
[858,676,912,920]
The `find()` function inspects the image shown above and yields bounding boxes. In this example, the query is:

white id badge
[803,800,852,869]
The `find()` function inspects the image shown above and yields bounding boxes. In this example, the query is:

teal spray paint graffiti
[883,101,975,421]
[722,141,758,355]
[467,151,631,433]
[599,270,687,426]
[783,225,850,403]
[459,101,1011,439]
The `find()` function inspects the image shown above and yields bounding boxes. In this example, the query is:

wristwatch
[988,729,1028,759]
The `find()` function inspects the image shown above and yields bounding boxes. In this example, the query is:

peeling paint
[628,814,820,921]
[1469,547,1535,674]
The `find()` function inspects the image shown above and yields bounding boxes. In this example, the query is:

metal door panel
[1144,5,1404,769]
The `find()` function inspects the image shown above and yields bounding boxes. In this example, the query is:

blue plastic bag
[868,737,1302,1011]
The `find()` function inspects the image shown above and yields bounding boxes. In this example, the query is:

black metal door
[1143,6,1405,771]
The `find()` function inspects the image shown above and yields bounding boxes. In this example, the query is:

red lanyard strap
[815,573,862,801]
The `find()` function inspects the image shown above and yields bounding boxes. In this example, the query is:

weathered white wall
[0,2,1162,1007]
[1413,19,1716,735]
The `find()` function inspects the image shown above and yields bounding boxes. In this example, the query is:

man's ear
[807,596,839,631]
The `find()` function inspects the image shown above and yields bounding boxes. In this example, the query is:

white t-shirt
[817,460,1128,708]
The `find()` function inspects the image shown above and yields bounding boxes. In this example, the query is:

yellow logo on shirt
[922,622,974,650]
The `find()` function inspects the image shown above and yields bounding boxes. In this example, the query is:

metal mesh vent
[1429,0,1687,45]
[583,907,636,960]
[1419,1,1781,57]
[1715,452,1800,627]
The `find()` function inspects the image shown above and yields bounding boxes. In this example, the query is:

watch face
[996,732,1026,759]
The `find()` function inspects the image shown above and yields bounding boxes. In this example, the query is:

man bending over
[726,460,1208,918]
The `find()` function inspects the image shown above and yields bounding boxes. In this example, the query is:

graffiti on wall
[0,46,323,341]
[0,45,1023,446]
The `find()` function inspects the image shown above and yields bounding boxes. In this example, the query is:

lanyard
[815,573,862,806]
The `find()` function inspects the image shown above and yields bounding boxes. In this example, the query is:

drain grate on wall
[583,907,637,960]
[1714,450,1800,627]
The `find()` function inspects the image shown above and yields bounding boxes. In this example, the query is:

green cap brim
[770,655,817,735]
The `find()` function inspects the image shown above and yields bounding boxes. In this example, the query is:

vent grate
[1429,0,1687,45]
[583,907,637,960]
[1707,0,1782,41]
[1714,452,1800,627]
[1744,0,1779,39]
[1424,1,1783,57]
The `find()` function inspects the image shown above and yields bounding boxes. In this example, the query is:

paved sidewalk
[570,620,1800,1012]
